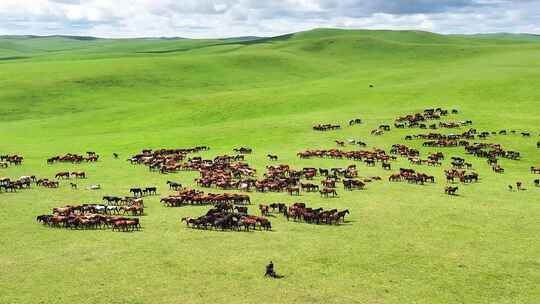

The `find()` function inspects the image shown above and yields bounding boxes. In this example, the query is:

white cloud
[0,0,538,38]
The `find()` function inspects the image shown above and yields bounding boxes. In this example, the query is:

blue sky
[0,0,538,38]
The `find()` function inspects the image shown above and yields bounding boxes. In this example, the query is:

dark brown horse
[319,188,337,197]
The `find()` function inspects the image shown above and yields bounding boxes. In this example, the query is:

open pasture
[1,29,540,303]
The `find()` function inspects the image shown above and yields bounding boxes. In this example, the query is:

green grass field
[1,29,540,304]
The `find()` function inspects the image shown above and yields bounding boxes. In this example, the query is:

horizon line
[1,27,539,40]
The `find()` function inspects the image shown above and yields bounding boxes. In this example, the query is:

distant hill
[1,28,539,58]
[456,33,540,42]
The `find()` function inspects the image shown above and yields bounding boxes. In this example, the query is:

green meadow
[1,29,540,303]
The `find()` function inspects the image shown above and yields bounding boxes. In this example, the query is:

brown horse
[53,207,72,215]
[320,188,337,197]
[121,205,144,216]
[240,217,257,231]
[336,210,350,223]
[286,187,300,196]
[259,204,270,216]
[55,172,70,179]
[71,172,86,179]
[445,186,458,195]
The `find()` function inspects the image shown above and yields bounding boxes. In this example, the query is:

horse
[286,187,300,196]
[121,205,144,216]
[336,210,350,223]
[71,172,86,179]
[53,207,72,216]
[167,181,182,190]
[267,154,278,161]
[259,204,270,216]
[130,188,143,197]
[55,172,70,179]
[144,187,157,195]
[445,186,458,195]
[234,206,248,214]
[240,217,257,231]
[349,118,362,126]
[319,188,337,197]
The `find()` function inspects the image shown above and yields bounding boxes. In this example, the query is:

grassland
[1,28,540,304]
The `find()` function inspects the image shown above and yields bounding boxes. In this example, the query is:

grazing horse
[130,188,143,197]
[320,188,337,197]
[534,179,539,187]
[349,118,362,126]
[55,172,70,179]
[181,217,193,227]
[286,187,300,196]
[112,220,127,232]
[167,181,182,190]
[71,171,86,179]
[445,186,458,195]
[121,205,144,216]
[240,217,257,231]
[267,154,278,161]
[144,187,157,196]
[234,206,248,214]
[492,165,504,173]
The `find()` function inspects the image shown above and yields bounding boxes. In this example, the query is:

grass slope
[1,29,540,304]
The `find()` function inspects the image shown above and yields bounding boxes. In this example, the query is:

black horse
[130,188,143,197]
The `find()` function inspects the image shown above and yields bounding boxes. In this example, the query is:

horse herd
[47,152,99,164]
[181,203,271,231]
[161,188,251,207]
[0,176,32,192]
[284,203,349,225]
[3,107,539,235]
[37,214,141,231]
[0,154,23,167]
[36,193,146,231]
[180,201,350,231]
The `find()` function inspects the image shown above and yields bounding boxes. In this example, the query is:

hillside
[1,29,540,304]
